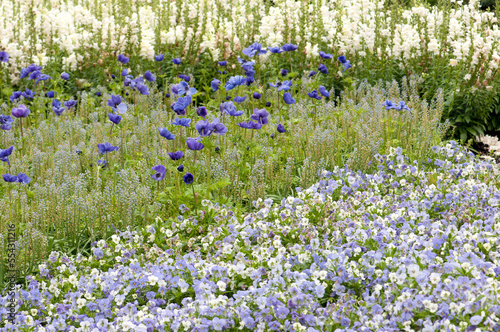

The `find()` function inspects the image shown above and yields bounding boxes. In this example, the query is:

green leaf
[466,127,476,135]
[460,129,467,143]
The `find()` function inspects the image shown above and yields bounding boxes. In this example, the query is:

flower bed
[1,143,500,331]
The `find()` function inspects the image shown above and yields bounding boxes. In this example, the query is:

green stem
[277,90,280,115]
[314,100,318,127]
[176,171,181,196]
[121,126,125,170]
[20,119,24,155]
[206,141,211,198]
[191,184,197,215]
[0,63,3,104]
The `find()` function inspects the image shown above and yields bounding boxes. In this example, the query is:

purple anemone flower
[159,128,175,140]
[167,151,184,161]
[277,124,286,133]
[318,64,328,74]
[64,100,77,109]
[382,100,397,110]
[211,79,221,92]
[178,74,190,82]
[225,76,246,90]
[172,58,182,65]
[220,101,243,117]
[114,103,127,114]
[195,120,214,137]
[282,44,298,52]
[97,159,107,168]
[211,118,228,135]
[196,106,207,119]
[20,64,42,79]
[155,54,164,61]
[3,174,17,182]
[17,173,30,184]
[183,173,194,184]
[233,95,246,104]
[108,113,122,125]
[60,72,70,80]
[242,42,267,57]
[186,137,205,151]
[29,71,41,81]
[250,108,269,125]
[172,81,196,96]
[107,95,122,108]
[0,147,14,161]
[318,86,330,98]
[237,120,262,130]
[11,105,30,118]
[118,54,129,64]
[35,74,51,84]
[53,107,65,116]
[338,55,352,72]
[398,101,411,111]
[218,61,227,66]
[9,91,22,102]
[46,91,56,98]
[53,100,65,116]
[22,88,36,99]
[171,95,191,115]
[172,117,191,127]
[97,142,119,155]
[307,90,322,100]
[283,92,295,105]
[144,71,156,82]
[151,165,167,181]
[269,80,292,91]
[136,83,150,95]
[0,51,9,62]
[383,100,410,111]
[0,114,13,130]
[238,57,255,69]
[268,46,283,54]
[319,51,333,59]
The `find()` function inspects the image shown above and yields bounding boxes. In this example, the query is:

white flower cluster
[0,0,498,80]
[479,135,500,156]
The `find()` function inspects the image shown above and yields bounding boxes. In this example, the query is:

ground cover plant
[1,143,500,331]
[0,0,499,140]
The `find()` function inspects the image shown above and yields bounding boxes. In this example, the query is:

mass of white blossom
[0,0,499,84]
[480,135,500,156]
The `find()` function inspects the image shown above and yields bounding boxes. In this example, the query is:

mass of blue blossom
[1,144,500,331]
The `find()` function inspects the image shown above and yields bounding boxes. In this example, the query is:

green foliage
[0,74,449,282]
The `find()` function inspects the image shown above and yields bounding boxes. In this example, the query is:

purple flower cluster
[1,144,500,331]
